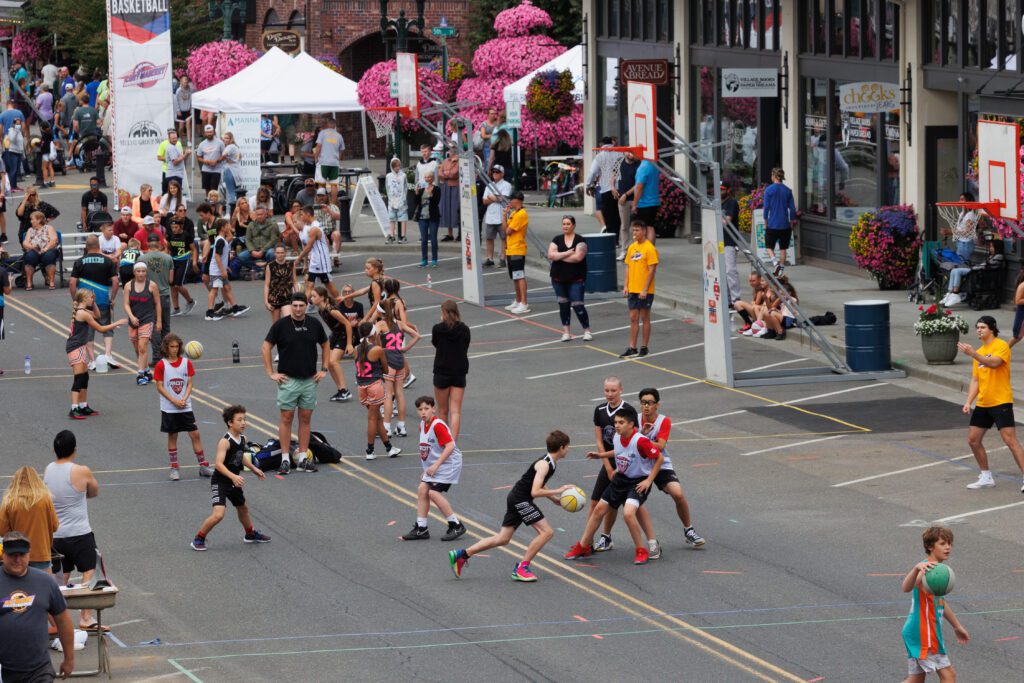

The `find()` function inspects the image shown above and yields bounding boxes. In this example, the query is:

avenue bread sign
[620,60,669,86]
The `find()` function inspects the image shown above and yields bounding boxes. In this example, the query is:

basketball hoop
[366,106,410,139]
[936,200,1005,220]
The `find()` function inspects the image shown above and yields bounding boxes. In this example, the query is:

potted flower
[848,204,922,289]
[913,304,969,364]
[737,185,766,233]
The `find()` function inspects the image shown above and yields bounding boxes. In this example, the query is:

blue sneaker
[244,529,271,543]
[136,373,149,386]
[418,260,428,268]
[448,549,468,578]
[190,536,207,551]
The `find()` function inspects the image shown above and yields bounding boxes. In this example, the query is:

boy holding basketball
[565,406,662,565]
[900,526,969,682]
[153,333,213,481]
[448,430,575,582]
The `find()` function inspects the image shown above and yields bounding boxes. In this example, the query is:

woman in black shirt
[546,215,591,342]
[431,300,470,439]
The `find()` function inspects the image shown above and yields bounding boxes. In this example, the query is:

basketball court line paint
[832,450,998,488]
[742,435,846,457]
[526,342,704,380]
[935,500,1024,522]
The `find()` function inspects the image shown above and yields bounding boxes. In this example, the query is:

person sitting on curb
[735,272,769,334]
[941,234,1004,307]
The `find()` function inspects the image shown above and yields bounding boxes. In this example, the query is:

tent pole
[361,110,369,168]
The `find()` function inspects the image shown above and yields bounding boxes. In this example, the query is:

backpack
[250,438,295,472]
[308,431,342,464]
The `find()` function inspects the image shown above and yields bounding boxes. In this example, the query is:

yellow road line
[584,345,872,433]
[8,297,807,682]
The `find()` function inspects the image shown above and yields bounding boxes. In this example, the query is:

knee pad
[72,372,88,392]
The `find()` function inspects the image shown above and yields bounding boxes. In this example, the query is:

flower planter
[920,330,960,364]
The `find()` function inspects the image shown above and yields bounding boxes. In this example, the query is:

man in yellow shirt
[621,219,658,357]
[502,191,530,314]
[958,315,1024,491]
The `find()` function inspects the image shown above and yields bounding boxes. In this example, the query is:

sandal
[48,284,56,290]
[79,622,110,632]
[24,285,33,291]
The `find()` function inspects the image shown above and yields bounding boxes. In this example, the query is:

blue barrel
[583,232,617,293]
[844,300,892,372]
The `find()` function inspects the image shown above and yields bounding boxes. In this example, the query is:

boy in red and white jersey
[153,333,213,481]
[401,396,466,542]
[565,406,662,565]
[638,387,705,556]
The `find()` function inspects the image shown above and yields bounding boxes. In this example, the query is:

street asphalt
[0,176,1022,681]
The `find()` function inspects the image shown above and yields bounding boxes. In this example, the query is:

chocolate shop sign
[838,82,899,114]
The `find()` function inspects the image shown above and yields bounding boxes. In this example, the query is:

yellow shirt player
[621,220,659,358]
[501,191,530,314]
[958,315,1024,491]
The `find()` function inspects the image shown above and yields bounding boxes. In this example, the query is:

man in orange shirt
[957,315,1024,491]
[502,191,530,314]
[621,219,658,357]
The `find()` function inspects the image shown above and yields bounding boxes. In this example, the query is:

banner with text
[218,112,260,197]
[107,0,175,208]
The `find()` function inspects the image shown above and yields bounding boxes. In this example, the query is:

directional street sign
[432,26,457,37]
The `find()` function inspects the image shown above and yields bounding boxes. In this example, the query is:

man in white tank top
[42,430,102,630]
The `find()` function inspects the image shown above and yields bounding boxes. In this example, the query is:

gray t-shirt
[315,128,344,167]
[140,251,173,297]
[0,567,67,673]
[174,85,191,114]
[59,92,77,127]
[72,105,99,137]
[196,137,225,174]
[164,141,185,179]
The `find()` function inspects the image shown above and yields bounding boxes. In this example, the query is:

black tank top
[509,454,557,502]
[211,433,248,484]
[355,345,384,386]
[66,311,91,353]
[323,306,346,338]
[128,280,156,324]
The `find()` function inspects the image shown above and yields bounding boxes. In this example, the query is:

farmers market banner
[106,0,175,208]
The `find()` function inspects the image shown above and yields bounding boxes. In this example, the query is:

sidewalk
[350,197,1007,396]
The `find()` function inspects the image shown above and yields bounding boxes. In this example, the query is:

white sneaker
[582,330,593,341]
[87,360,96,371]
[512,303,531,314]
[560,333,572,342]
[618,251,627,261]
[966,472,996,489]
[946,293,962,306]
[504,302,519,311]
[365,451,377,461]
[752,326,770,338]
[169,467,180,481]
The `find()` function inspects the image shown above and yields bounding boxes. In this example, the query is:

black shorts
[161,410,198,434]
[653,468,680,491]
[176,110,189,123]
[600,475,648,510]
[119,265,135,284]
[506,255,526,281]
[51,532,98,574]
[590,465,613,501]
[426,481,451,493]
[211,479,245,507]
[201,171,221,192]
[765,228,792,250]
[502,495,544,529]
[969,403,1016,430]
[329,332,348,351]
[172,260,190,287]
[433,373,466,389]
[627,293,654,310]
[307,271,331,284]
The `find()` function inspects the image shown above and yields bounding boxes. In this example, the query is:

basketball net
[935,203,963,234]
[594,149,625,188]
[367,110,397,139]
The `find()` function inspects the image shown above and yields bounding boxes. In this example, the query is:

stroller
[907,241,957,304]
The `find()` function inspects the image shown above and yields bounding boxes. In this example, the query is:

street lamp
[379,0,426,54]
[208,0,249,41]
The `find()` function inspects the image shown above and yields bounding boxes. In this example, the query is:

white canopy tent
[191,47,369,166]
[502,45,584,105]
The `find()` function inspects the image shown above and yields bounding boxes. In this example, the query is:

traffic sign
[389,71,398,99]
[432,26,457,37]
[506,100,522,128]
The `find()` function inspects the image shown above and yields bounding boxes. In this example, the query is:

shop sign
[805,114,827,132]
[262,30,301,55]
[885,124,900,142]
[620,60,669,86]
[721,69,778,98]
[506,99,522,128]
[838,82,899,113]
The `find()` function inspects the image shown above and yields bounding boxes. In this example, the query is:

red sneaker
[739,324,751,332]
[564,542,593,560]
[512,562,537,582]
[634,547,650,565]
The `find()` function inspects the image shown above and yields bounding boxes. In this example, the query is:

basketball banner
[106,0,174,208]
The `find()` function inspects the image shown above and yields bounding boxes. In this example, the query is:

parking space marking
[831,450,994,488]
[742,435,846,457]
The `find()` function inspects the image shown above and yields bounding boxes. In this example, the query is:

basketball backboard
[396,52,420,119]
[977,119,1021,221]
[626,80,657,161]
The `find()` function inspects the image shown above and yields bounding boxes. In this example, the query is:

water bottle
[426,274,432,289]
[23,355,31,375]
[232,340,240,364]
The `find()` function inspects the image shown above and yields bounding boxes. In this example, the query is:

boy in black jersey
[190,405,270,550]
[448,431,574,582]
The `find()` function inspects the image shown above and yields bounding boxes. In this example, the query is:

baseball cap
[315,188,327,195]
[492,164,504,173]
[120,206,131,215]
[204,124,214,132]
[719,182,729,190]
[142,215,155,225]
[64,83,73,90]
[147,233,161,243]
[1,531,30,555]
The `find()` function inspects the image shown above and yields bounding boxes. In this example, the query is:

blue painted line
[107,632,128,648]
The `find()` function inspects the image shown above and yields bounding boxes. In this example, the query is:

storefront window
[1005,0,1018,67]
[966,1,979,67]
[883,110,900,205]
[984,3,999,69]
[721,95,759,192]
[946,0,959,65]
[804,78,829,216]
[830,0,844,55]
[835,107,878,224]
[698,67,716,145]
[599,58,622,143]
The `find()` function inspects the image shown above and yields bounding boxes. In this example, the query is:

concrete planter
[920,330,960,364]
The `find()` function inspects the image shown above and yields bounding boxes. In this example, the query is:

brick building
[244,0,475,157]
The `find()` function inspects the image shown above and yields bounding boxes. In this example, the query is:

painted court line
[587,360,806,402]
[679,410,746,424]
[526,343,703,380]
[778,382,888,406]
[469,318,674,360]
[742,435,846,457]
[831,452,985,488]
[935,500,1024,523]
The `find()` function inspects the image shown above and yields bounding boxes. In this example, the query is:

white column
[779,0,801,193]
[582,0,599,218]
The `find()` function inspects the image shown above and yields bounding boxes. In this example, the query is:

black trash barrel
[844,300,891,372]
[583,232,617,293]
[337,192,353,242]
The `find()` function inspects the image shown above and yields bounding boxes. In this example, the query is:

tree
[466,0,582,53]
[21,0,220,71]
